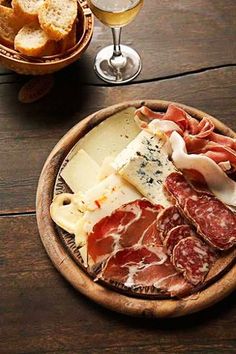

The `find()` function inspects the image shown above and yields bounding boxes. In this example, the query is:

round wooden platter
[36,100,236,318]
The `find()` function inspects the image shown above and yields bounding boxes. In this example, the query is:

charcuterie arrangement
[50,104,236,298]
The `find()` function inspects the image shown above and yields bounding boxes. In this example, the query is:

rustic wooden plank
[0,66,235,214]
[0,215,235,354]
[0,0,236,83]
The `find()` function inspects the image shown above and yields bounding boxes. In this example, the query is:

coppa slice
[87,200,164,268]
[165,173,236,250]
[157,205,186,239]
[100,246,192,297]
[164,225,195,255]
[172,237,215,285]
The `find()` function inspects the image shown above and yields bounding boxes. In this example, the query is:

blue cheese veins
[112,131,176,207]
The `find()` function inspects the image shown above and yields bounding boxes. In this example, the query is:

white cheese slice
[169,131,236,206]
[61,149,100,193]
[74,173,142,245]
[99,156,115,180]
[50,193,83,234]
[112,130,176,207]
[75,107,141,164]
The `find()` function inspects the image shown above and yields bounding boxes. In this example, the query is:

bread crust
[38,0,77,40]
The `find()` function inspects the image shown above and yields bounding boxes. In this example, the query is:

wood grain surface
[1,215,235,354]
[0,0,236,352]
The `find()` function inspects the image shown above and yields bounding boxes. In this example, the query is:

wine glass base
[94,45,142,84]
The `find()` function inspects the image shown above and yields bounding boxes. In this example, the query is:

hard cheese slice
[75,107,141,164]
[74,174,142,246]
[61,149,100,193]
[112,130,176,207]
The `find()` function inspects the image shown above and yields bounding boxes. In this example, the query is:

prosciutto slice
[135,104,236,169]
[100,246,192,297]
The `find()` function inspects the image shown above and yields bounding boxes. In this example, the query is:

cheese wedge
[61,149,100,193]
[75,107,141,164]
[112,130,176,207]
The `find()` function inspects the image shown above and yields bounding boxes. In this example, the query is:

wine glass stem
[110,27,127,70]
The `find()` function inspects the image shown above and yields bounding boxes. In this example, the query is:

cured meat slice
[185,195,236,250]
[157,205,186,238]
[87,199,163,267]
[164,172,198,208]
[100,246,192,297]
[172,237,215,285]
[164,225,194,255]
[165,173,236,250]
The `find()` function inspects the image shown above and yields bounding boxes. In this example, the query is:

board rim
[36,99,236,318]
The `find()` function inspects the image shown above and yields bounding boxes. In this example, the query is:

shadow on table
[3,57,96,127]
[65,279,235,330]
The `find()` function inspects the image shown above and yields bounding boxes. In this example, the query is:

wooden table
[1,1,236,353]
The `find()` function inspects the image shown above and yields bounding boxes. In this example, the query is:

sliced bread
[58,20,77,52]
[38,0,77,41]
[0,5,24,47]
[14,23,58,56]
[12,0,44,23]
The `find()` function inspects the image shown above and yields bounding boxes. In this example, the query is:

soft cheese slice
[75,107,141,164]
[74,173,142,245]
[61,149,100,193]
[112,130,176,207]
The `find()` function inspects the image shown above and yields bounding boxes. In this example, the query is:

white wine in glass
[87,0,144,84]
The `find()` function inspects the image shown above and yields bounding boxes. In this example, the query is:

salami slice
[157,205,186,239]
[87,199,163,267]
[185,195,236,250]
[164,172,198,208]
[164,225,194,255]
[165,173,236,250]
[172,236,215,285]
[100,246,192,297]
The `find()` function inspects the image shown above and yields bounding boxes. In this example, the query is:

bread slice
[38,0,77,41]
[0,5,24,47]
[58,20,77,52]
[12,0,43,22]
[14,23,58,56]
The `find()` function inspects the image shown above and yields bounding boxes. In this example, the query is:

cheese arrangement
[50,104,236,299]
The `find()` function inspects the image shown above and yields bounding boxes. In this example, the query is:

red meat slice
[164,225,194,255]
[172,237,215,285]
[100,246,192,297]
[185,195,236,250]
[87,199,163,267]
[164,172,198,208]
[165,173,236,250]
[157,205,186,239]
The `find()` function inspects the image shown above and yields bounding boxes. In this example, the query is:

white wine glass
[87,0,144,84]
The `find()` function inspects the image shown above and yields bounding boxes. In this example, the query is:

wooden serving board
[36,100,236,318]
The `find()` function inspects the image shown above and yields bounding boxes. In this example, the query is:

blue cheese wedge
[112,130,176,207]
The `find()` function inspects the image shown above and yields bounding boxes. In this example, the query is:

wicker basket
[0,0,94,75]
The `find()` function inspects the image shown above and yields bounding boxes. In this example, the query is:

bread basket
[0,0,94,75]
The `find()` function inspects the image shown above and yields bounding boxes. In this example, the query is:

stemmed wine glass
[87,0,144,84]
